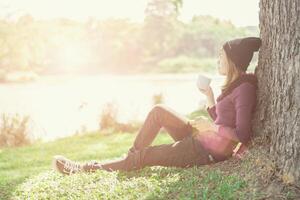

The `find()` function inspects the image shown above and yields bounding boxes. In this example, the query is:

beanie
[223,37,262,71]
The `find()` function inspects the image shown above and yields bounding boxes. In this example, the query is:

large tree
[253,0,300,183]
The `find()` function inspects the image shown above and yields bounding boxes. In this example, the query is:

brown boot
[52,155,84,175]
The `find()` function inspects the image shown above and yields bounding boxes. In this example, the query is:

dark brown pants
[91,104,211,172]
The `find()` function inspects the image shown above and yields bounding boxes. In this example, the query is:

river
[0,73,225,141]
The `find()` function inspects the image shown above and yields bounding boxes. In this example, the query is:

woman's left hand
[198,86,214,98]
[232,143,248,159]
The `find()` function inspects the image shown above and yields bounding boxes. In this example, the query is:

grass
[1,130,298,199]
[0,131,246,200]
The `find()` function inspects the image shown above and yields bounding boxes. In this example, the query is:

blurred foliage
[99,102,119,130]
[0,0,258,75]
[152,92,164,105]
[156,56,217,73]
[99,102,140,133]
[0,113,32,147]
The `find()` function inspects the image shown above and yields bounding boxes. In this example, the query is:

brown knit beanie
[223,37,262,71]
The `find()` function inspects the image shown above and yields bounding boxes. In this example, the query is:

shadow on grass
[117,166,247,200]
[12,165,246,200]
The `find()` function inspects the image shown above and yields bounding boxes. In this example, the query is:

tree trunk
[253,0,300,184]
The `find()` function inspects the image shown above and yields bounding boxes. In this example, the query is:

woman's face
[217,48,229,76]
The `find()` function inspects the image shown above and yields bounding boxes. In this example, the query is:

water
[0,73,224,141]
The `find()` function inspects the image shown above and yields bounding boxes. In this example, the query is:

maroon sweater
[207,72,258,144]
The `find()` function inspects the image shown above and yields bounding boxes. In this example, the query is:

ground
[0,131,299,200]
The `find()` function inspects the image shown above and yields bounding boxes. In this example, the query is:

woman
[53,37,262,175]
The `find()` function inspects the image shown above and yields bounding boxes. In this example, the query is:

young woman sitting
[53,37,262,175]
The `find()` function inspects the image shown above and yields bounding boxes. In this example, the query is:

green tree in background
[142,0,183,65]
[0,1,258,75]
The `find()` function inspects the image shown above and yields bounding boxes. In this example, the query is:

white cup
[197,74,211,90]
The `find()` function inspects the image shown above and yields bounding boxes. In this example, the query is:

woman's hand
[199,86,216,108]
[232,143,248,159]
[198,85,214,98]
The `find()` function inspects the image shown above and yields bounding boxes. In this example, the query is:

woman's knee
[149,104,167,119]
[151,104,166,113]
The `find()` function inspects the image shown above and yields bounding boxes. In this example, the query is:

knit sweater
[207,73,258,145]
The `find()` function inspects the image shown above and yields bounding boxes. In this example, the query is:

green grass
[0,131,249,200]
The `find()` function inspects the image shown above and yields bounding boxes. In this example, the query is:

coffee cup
[197,74,211,90]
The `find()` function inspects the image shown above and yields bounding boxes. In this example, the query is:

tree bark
[253,0,300,184]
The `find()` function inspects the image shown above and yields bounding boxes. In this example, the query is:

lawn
[0,130,297,199]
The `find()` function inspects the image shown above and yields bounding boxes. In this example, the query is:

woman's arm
[217,125,239,142]
[198,86,217,121]
[231,83,257,145]
[206,94,216,108]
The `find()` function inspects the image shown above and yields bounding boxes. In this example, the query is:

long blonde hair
[221,51,244,92]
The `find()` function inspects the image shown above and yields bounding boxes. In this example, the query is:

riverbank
[0,131,298,199]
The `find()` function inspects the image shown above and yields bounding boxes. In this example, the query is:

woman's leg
[83,136,211,172]
[130,104,193,152]
[53,136,214,175]
[53,104,199,175]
